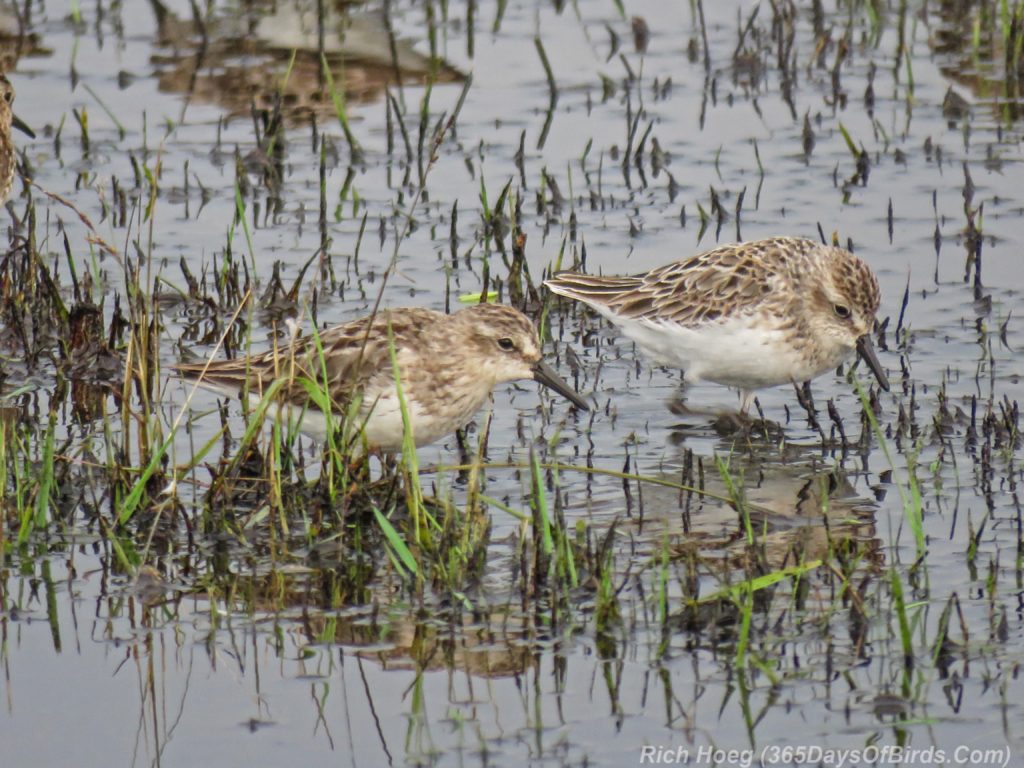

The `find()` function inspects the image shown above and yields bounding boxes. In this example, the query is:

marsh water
[1,1,1023,766]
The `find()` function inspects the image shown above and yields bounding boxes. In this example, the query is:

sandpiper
[0,74,35,205]
[174,303,588,450]
[545,236,889,413]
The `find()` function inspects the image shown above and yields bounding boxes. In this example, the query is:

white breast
[610,314,842,390]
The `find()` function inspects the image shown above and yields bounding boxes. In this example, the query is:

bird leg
[738,389,755,416]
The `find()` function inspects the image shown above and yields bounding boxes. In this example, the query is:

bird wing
[546,237,811,327]
[173,308,437,410]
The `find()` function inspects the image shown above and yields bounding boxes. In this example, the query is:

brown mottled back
[546,237,878,329]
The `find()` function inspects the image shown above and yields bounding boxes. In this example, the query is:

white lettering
[639,746,690,764]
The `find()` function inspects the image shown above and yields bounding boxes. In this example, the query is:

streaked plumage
[0,74,34,205]
[545,236,889,412]
[174,303,588,450]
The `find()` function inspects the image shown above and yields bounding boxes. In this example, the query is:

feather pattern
[0,75,33,207]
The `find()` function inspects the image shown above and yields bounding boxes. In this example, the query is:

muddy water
[2,1,1023,766]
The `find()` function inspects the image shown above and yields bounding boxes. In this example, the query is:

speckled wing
[311,309,436,407]
[172,336,362,410]
[546,237,815,328]
[173,308,435,409]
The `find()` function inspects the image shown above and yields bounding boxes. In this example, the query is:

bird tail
[172,359,255,396]
[544,272,643,306]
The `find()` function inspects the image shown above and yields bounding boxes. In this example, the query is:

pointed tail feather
[544,273,644,306]
[172,360,256,397]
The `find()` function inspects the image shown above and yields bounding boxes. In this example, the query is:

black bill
[12,113,34,139]
[532,359,590,411]
[856,334,890,392]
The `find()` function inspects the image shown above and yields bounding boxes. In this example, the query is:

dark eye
[3,91,11,104]
[497,337,515,351]
[833,304,851,319]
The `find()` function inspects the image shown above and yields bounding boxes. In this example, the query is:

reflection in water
[148,0,463,119]
[587,440,882,580]
[930,0,1024,122]
[0,4,49,73]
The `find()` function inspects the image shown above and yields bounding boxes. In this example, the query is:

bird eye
[497,337,516,351]
[3,91,11,104]
[833,304,851,319]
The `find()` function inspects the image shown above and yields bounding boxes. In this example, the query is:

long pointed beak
[11,113,34,139]
[532,359,589,411]
[856,334,890,392]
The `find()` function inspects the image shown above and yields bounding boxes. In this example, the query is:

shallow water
[2,0,1024,766]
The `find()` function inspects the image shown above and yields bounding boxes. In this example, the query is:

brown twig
[27,178,123,264]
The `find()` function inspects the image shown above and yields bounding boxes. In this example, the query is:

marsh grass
[321,53,363,164]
